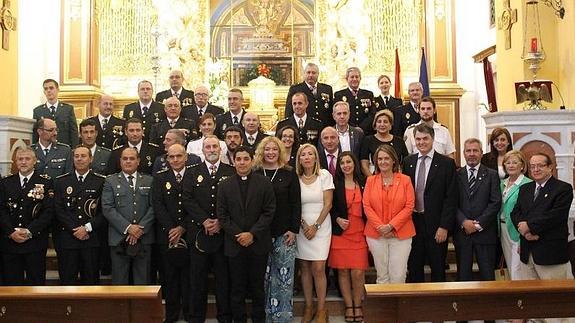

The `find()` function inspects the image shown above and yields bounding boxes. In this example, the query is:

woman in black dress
[276,125,300,169]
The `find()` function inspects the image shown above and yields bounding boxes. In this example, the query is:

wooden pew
[0,286,162,322]
[365,280,575,322]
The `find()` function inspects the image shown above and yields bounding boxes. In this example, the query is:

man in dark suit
[181,85,224,123]
[332,101,364,159]
[102,147,155,285]
[152,129,201,174]
[241,112,267,150]
[284,62,334,127]
[155,70,195,107]
[183,135,235,323]
[152,143,192,323]
[54,146,106,285]
[32,79,79,147]
[0,146,53,285]
[317,127,340,178]
[454,138,501,281]
[404,123,458,282]
[512,153,574,281]
[32,118,73,179]
[217,146,275,323]
[392,82,422,137]
[123,80,166,141]
[86,94,125,150]
[107,118,163,175]
[275,92,323,147]
[215,88,246,139]
[149,96,198,151]
[333,67,375,134]
[79,119,111,175]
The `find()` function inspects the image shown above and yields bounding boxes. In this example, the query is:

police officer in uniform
[152,129,201,174]
[149,97,198,151]
[215,89,246,140]
[86,94,125,150]
[0,146,53,285]
[79,119,112,175]
[284,62,333,127]
[183,135,234,323]
[123,80,166,141]
[107,118,163,175]
[155,70,195,107]
[392,81,423,138]
[275,92,322,147]
[54,146,106,285]
[333,67,376,134]
[32,118,73,179]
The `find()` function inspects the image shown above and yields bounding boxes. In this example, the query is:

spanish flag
[394,48,402,99]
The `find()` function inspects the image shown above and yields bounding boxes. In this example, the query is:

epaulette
[148,142,159,147]
[407,124,416,129]
[93,172,107,178]
[311,117,322,123]
[188,161,201,168]
[156,168,169,174]
[56,142,71,148]
[40,173,52,180]
[278,117,289,122]
[55,172,70,179]
[30,143,38,148]
[99,146,111,152]
[113,145,124,151]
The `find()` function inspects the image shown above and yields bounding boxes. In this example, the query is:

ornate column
[59,0,102,119]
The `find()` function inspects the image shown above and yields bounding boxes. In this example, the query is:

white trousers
[366,236,412,284]
[500,222,523,280]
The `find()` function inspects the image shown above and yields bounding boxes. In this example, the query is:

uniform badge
[66,186,73,194]
[376,102,380,108]
[222,123,227,131]
[154,112,159,123]
[166,182,171,190]
[364,107,369,114]
[405,112,410,119]
[342,96,347,102]
[147,155,152,167]
[321,93,330,102]
[182,98,193,106]
[197,175,204,183]
[129,110,134,118]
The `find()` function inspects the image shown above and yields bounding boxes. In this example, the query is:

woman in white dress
[295,143,334,323]
[186,112,226,160]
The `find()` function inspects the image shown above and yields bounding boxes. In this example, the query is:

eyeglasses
[41,128,58,132]
[529,163,548,170]
[194,93,209,97]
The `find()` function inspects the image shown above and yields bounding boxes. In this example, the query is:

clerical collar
[238,172,252,181]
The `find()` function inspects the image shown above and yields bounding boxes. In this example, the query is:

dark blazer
[455,165,502,244]
[403,151,458,236]
[155,88,195,107]
[149,117,198,151]
[122,101,166,140]
[511,176,574,265]
[317,126,364,159]
[275,116,322,147]
[333,88,375,133]
[152,168,189,245]
[480,152,498,172]
[181,104,224,123]
[152,153,201,174]
[254,167,301,237]
[241,131,268,150]
[183,162,235,253]
[330,176,366,236]
[0,172,53,254]
[32,142,74,179]
[374,95,403,111]
[318,148,341,171]
[215,110,246,140]
[285,82,334,127]
[86,115,125,150]
[107,142,163,175]
[91,145,112,175]
[33,102,79,147]
[217,173,276,257]
[54,171,105,249]
[391,103,420,138]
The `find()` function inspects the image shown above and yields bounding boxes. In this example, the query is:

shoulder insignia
[99,146,111,152]
[31,143,38,148]
[156,168,169,174]
[148,142,159,147]
[311,117,322,123]
[188,163,201,169]
[93,172,107,178]
[40,174,52,180]
[113,145,125,151]
[55,172,71,179]
[57,142,71,148]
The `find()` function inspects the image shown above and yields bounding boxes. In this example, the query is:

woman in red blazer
[363,144,415,284]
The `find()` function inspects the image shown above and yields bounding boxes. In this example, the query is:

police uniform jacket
[215,110,245,140]
[101,172,155,246]
[374,95,403,111]
[275,115,322,147]
[0,172,53,254]
[181,104,224,124]
[152,153,201,175]
[122,101,166,140]
[241,131,268,150]
[182,162,235,253]
[33,102,79,147]
[91,145,112,175]
[333,88,375,133]
[152,167,191,245]
[155,88,195,107]
[285,82,333,127]
[54,171,105,249]
[149,117,198,151]
[392,102,420,138]
[107,142,163,175]
[32,142,73,179]
[86,115,125,150]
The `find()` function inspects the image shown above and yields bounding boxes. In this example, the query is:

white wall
[18,0,61,118]
[454,0,496,161]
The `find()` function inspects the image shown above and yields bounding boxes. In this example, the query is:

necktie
[50,106,56,117]
[198,108,203,117]
[233,116,239,125]
[533,185,541,201]
[174,92,180,99]
[22,177,28,189]
[142,106,149,116]
[176,173,182,183]
[351,89,358,98]
[248,135,255,145]
[44,148,50,156]
[169,119,176,128]
[384,96,389,106]
[210,165,217,176]
[127,175,135,191]
[468,167,477,195]
[327,154,336,177]
[102,118,108,131]
[298,118,304,129]
[311,86,317,96]
[78,175,84,183]
[415,155,427,211]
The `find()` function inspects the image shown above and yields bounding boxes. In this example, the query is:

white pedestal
[0,116,35,176]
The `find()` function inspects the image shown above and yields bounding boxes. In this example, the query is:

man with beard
[220,126,243,166]
[392,82,423,137]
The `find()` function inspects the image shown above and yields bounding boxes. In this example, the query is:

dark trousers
[151,243,166,297]
[3,250,47,285]
[110,245,151,285]
[454,232,496,281]
[408,214,448,282]
[569,239,575,277]
[228,249,268,323]
[189,246,231,323]
[58,247,99,285]
[158,246,190,323]
[98,223,112,275]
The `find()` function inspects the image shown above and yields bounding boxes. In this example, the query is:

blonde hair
[296,143,320,176]
[502,149,528,175]
[372,109,394,130]
[253,136,289,169]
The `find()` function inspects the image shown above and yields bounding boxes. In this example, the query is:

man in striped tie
[454,138,501,282]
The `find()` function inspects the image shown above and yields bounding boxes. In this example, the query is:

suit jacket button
[132,220,137,223]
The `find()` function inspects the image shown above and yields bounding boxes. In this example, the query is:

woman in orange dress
[328,151,368,322]
[363,144,415,284]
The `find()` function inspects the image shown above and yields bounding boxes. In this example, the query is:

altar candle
[531,37,538,52]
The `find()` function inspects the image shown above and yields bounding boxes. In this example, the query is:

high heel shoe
[301,305,314,323]
[353,305,364,323]
[344,306,355,323]
[314,308,329,323]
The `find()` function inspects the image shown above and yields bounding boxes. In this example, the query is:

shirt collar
[123,171,138,180]
[139,101,152,109]
[173,168,185,178]
[46,100,59,108]
[129,141,143,152]
[75,170,90,180]
[324,149,338,158]
[295,114,307,124]
[39,141,53,151]
[417,149,434,160]
[536,176,551,188]
[19,171,33,183]
[466,163,481,173]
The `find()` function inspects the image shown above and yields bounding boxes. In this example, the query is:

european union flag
[419,47,430,97]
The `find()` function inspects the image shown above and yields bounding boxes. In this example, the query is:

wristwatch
[313,223,321,230]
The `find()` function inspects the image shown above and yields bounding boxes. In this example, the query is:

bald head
[98,94,114,117]
[243,112,260,135]
[320,126,339,154]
